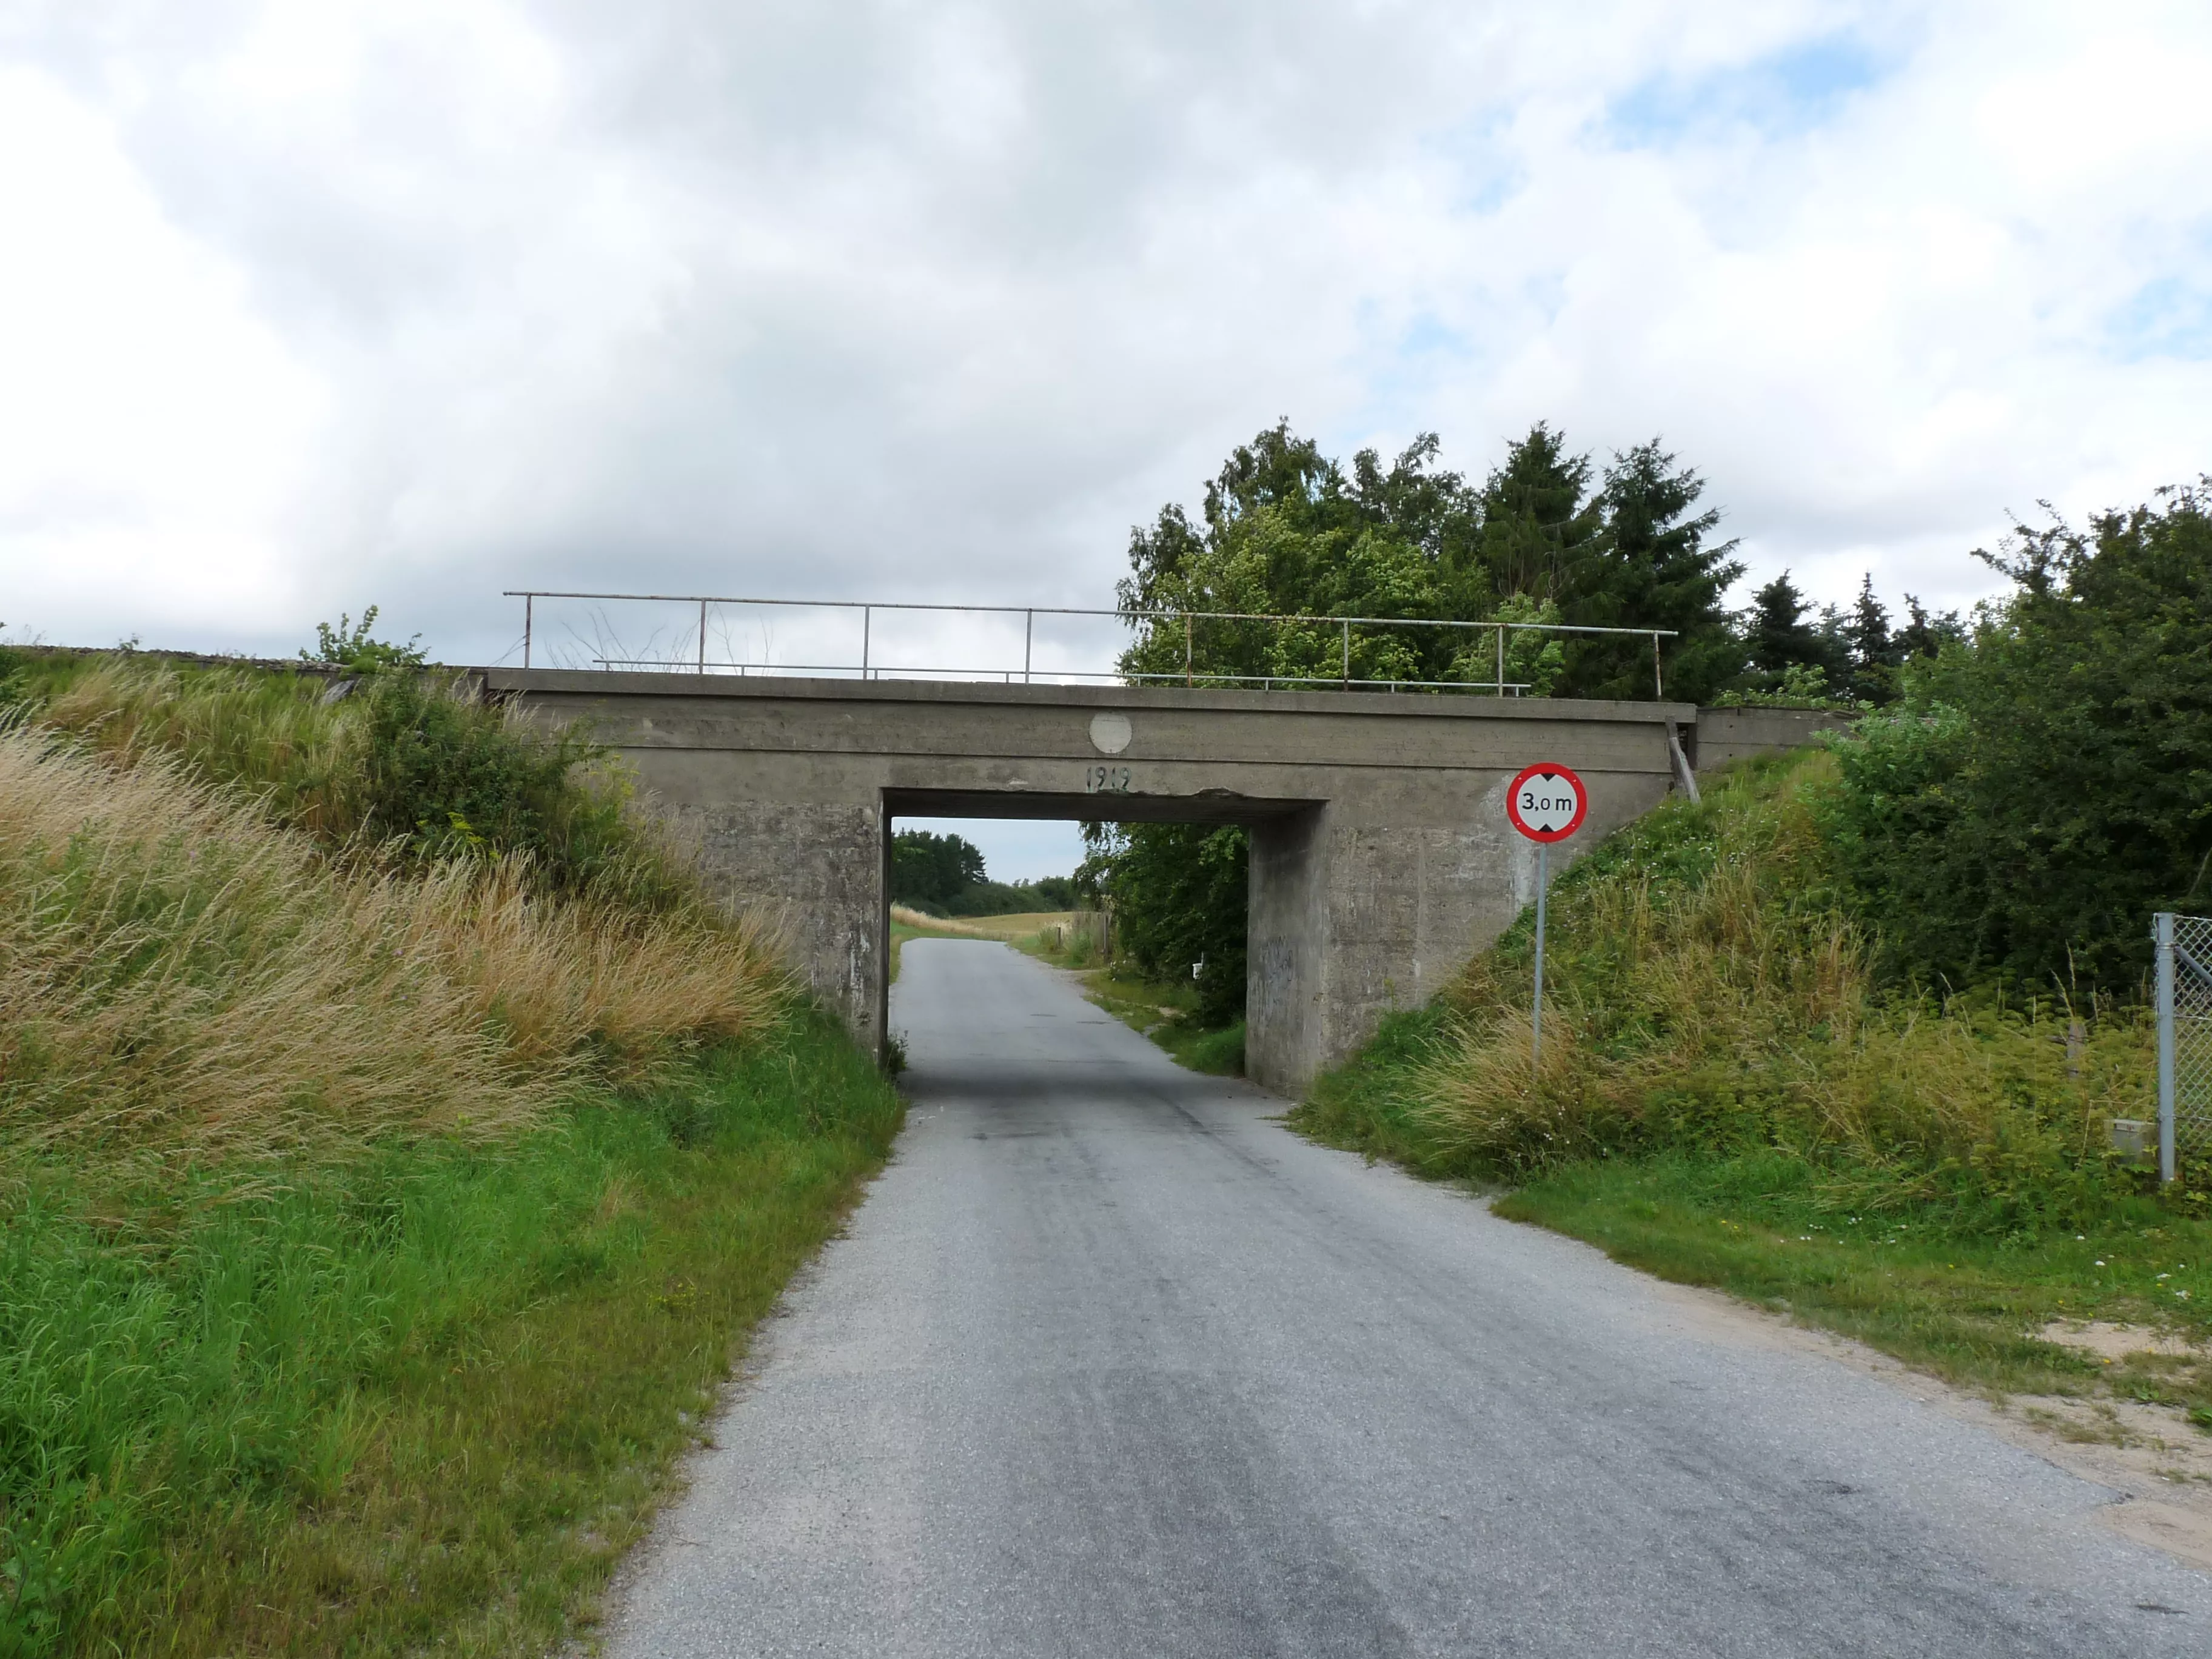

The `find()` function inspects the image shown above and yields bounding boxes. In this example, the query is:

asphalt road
[605,938,2212,1657]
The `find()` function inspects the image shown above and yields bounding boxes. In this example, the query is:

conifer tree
[1558,441,1744,701]
[1473,423,1603,602]
[1743,571,1847,691]
[1842,573,1895,702]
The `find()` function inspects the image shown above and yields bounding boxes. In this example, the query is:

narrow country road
[604,939,2211,1657]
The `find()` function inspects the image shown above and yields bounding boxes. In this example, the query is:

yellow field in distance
[888,905,1074,941]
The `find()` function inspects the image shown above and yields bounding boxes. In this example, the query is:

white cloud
[4,0,2210,666]
[0,63,323,641]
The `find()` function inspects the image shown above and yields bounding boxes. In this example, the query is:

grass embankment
[1,652,903,1656]
[1293,749,2212,1421]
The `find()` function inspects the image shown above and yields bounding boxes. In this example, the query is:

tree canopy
[890,831,985,908]
[1116,420,1746,702]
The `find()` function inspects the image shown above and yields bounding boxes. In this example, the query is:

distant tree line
[891,829,1076,918]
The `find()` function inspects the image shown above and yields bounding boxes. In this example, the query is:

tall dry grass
[39,655,355,833]
[1410,751,2154,1204]
[0,725,785,1163]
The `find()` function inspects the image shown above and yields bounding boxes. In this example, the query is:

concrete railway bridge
[488,668,1833,1093]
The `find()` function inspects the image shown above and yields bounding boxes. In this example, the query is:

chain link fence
[2154,912,2212,1180]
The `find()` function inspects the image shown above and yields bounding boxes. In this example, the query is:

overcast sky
[6,2,2210,873]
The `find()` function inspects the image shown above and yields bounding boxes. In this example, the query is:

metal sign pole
[1532,840,1548,1069]
[1506,761,1584,1073]
[2157,911,2177,1185]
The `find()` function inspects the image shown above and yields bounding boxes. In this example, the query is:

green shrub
[27,651,691,913]
[344,668,667,903]
[1091,823,1248,1027]
[1823,484,2212,991]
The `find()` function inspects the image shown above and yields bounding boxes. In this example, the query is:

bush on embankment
[6,649,694,912]
[1818,484,2212,992]
[0,646,899,1656]
[1295,749,2194,1235]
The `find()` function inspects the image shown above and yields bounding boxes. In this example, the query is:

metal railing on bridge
[502,590,1681,699]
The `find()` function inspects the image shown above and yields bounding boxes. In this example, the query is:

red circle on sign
[1506,762,1588,843]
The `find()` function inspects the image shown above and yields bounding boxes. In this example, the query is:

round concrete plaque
[1089,712,1133,756]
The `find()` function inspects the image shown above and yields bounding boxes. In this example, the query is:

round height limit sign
[1506,763,1587,843]
[1506,763,1587,1067]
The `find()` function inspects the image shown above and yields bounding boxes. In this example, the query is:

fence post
[2158,911,2178,1184]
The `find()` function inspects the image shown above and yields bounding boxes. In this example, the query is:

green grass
[1,1007,902,1657]
[888,919,923,983]
[1498,1151,2212,1416]
[1290,1005,1455,1171]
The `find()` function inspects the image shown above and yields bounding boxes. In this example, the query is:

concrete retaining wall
[1692,706,1855,771]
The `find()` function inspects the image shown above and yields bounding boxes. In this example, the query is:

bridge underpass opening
[883,794,1312,1070]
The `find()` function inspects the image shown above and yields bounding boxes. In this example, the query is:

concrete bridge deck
[488,669,1828,1091]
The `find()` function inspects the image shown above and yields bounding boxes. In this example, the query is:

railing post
[1184,614,1193,687]
[2158,911,2177,1185]
[1024,609,1033,684]
[523,594,532,669]
[699,599,708,674]
[862,605,871,681]
[1495,625,1504,697]
[1653,632,1664,699]
[1341,618,1350,688]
